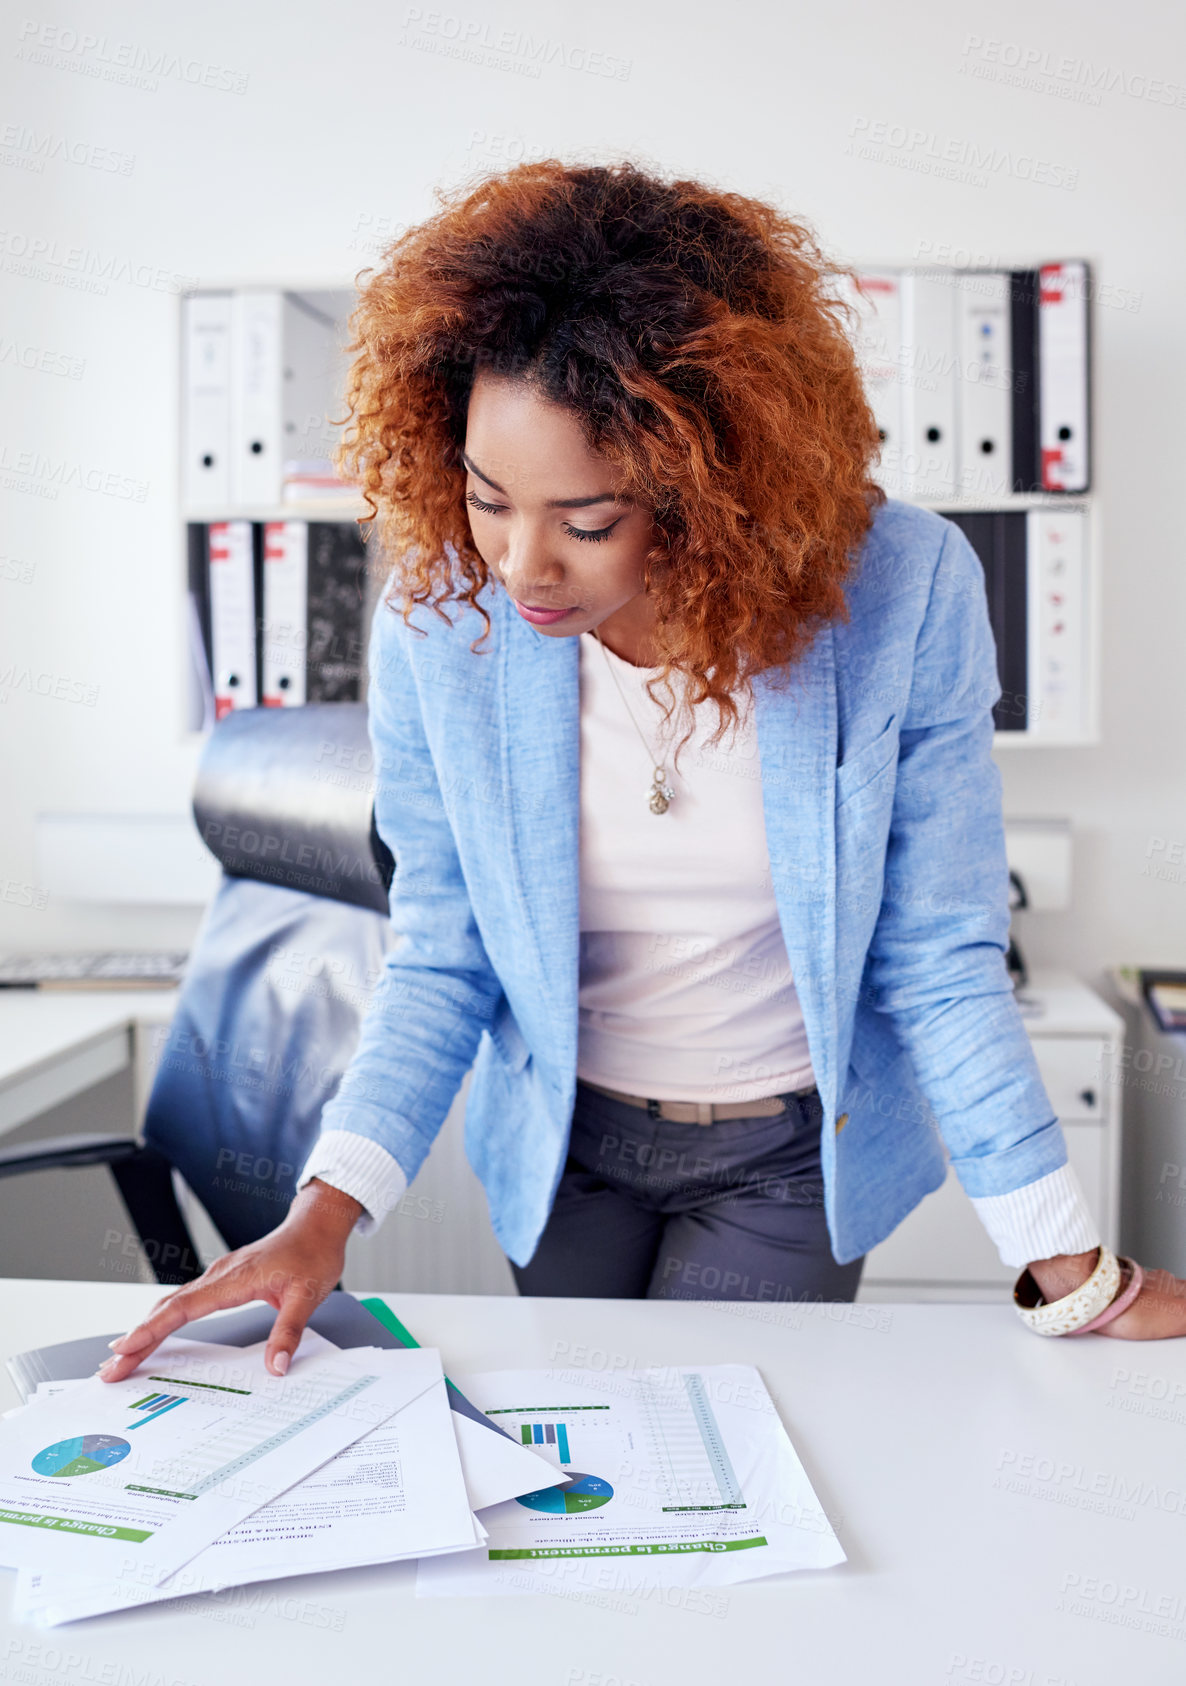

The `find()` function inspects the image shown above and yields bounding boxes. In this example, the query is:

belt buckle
[646,1098,715,1124]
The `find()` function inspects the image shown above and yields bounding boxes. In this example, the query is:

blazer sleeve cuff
[297,1130,409,1237]
[970,1163,1102,1269]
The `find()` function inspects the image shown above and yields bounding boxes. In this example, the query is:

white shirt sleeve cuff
[970,1162,1102,1269]
[297,1130,409,1237]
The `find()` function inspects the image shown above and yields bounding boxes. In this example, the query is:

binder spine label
[1039,262,1090,493]
[208,519,258,717]
[261,520,308,707]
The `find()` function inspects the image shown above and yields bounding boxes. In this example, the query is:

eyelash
[465,490,619,544]
[565,523,617,544]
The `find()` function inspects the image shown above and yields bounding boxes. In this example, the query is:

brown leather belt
[579,1079,813,1126]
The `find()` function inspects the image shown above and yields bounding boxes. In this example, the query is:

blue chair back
[143,704,395,1250]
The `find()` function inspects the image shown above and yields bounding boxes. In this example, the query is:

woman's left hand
[1028,1250,1186,1340]
[1094,1267,1186,1340]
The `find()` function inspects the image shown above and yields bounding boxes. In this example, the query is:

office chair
[0,705,395,1285]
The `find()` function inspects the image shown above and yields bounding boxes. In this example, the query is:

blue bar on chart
[519,1421,572,1463]
[126,1393,188,1430]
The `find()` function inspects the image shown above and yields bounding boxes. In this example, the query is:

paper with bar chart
[0,1335,425,1583]
[417,1363,845,1596]
[13,1344,488,1627]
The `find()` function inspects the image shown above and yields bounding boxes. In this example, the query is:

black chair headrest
[192,704,393,914]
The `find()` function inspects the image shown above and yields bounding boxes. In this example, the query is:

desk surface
[0,989,176,1136]
[1,1280,1182,1684]
[1015,968,1123,1037]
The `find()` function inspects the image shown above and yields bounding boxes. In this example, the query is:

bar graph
[519,1421,571,1463]
[126,1393,188,1431]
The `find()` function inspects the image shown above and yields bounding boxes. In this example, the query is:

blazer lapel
[498,603,581,1065]
[753,626,839,1120]
[496,601,839,1113]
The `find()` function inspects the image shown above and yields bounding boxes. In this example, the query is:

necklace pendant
[593,634,680,819]
[649,767,675,815]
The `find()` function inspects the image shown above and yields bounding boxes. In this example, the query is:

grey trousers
[511,1081,865,1303]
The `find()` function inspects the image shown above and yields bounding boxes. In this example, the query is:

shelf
[184,499,368,524]
[914,493,1091,513]
[178,277,1098,748]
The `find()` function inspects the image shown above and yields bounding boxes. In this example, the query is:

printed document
[12,1344,491,1626]
[416,1363,845,1596]
[0,1336,423,1585]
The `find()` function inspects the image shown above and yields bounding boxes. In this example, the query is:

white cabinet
[859,973,1122,1303]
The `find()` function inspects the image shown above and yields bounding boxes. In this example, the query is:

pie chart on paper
[515,1472,614,1514]
[31,1435,132,1478]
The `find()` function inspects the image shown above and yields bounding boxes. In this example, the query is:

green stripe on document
[487,1406,611,1414]
[147,1374,250,1394]
[488,1537,768,1560]
[0,1508,151,1542]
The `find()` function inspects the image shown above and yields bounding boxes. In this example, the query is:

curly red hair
[338,160,883,729]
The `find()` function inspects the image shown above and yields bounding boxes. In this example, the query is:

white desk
[2,1280,1183,1683]
[0,992,176,1138]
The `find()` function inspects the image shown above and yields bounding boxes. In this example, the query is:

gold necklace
[591,629,677,815]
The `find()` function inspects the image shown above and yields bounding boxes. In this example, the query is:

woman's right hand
[97,1179,365,1383]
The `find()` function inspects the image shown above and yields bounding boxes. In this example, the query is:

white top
[300,640,1100,1267]
[575,630,814,1104]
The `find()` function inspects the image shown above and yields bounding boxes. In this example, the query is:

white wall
[3,0,1186,991]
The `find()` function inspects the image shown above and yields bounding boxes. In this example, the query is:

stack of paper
[0,1327,556,1627]
[1,1304,845,1624]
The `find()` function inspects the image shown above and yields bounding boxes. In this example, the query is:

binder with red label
[261,520,308,706]
[207,519,258,719]
[1038,261,1090,493]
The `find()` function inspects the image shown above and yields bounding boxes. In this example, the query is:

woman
[103,162,1184,1383]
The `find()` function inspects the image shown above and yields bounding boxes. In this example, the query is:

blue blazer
[318,499,1068,1266]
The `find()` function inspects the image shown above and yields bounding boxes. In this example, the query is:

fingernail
[107,1338,128,1350]
[271,1351,290,1377]
[97,1358,118,1377]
